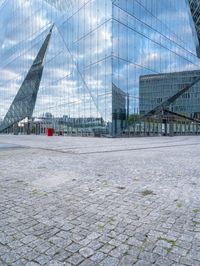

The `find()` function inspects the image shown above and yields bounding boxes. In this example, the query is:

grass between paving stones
[102,180,108,186]
[192,221,200,225]
[141,189,155,196]
[157,237,176,253]
[29,189,48,197]
[109,217,116,225]
[176,202,183,208]
[139,235,148,252]
[15,180,29,186]
[98,224,105,229]
[193,209,200,213]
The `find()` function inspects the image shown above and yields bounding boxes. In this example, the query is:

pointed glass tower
[0,26,53,132]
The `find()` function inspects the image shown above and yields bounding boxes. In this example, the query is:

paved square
[0,135,200,265]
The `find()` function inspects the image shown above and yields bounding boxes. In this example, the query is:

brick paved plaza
[0,135,200,266]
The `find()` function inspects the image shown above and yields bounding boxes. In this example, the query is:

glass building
[0,0,200,136]
[139,69,200,118]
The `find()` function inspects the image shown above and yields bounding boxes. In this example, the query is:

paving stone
[153,246,168,256]
[172,246,188,256]
[78,237,91,246]
[0,234,13,245]
[45,246,61,256]
[79,247,94,258]
[8,240,24,249]
[108,238,121,247]
[87,232,101,240]
[1,136,200,265]
[139,251,159,263]
[49,236,72,248]
[21,235,38,244]
[54,249,72,261]
[100,244,115,254]
[167,252,182,263]
[109,244,129,258]
[99,256,120,266]
[34,242,52,253]
[0,244,10,255]
[99,235,112,244]
[176,240,192,250]
[179,234,194,242]
[134,260,152,266]
[115,234,128,242]
[127,237,143,247]
[67,253,84,265]
[23,250,40,261]
[180,256,200,266]
[90,251,107,262]
[127,246,140,258]
[25,262,40,266]
[79,258,94,266]
[71,233,85,242]
[155,256,173,266]
[188,249,200,261]
[34,254,51,265]
[14,245,32,256]
[1,251,20,264]
[12,258,28,266]
[48,260,64,266]
[66,242,82,253]
[119,255,137,265]
[88,240,103,250]
[61,223,75,231]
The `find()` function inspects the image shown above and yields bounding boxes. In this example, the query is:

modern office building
[139,69,200,118]
[0,0,200,136]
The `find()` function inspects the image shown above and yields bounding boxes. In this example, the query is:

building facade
[0,0,200,136]
[139,70,200,118]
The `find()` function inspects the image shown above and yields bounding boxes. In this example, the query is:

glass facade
[188,0,200,57]
[139,69,200,118]
[0,0,200,136]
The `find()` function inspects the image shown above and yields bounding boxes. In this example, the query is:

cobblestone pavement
[0,135,200,266]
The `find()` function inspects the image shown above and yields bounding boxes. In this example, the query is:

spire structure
[188,0,200,57]
[0,25,53,132]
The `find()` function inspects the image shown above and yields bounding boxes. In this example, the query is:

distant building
[139,70,200,119]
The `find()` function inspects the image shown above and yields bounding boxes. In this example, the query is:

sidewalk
[0,136,200,265]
